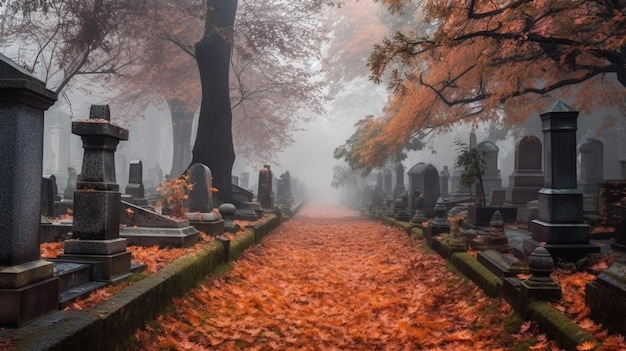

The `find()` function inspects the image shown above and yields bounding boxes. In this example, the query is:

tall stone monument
[394,163,406,198]
[526,101,600,260]
[60,105,133,282]
[0,54,59,327]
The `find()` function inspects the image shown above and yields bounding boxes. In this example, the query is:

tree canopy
[344,0,626,171]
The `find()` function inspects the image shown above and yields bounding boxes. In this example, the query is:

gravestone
[231,175,239,187]
[375,171,383,194]
[125,160,148,206]
[0,53,59,327]
[59,104,133,282]
[476,141,502,203]
[40,175,58,217]
[63,167,77,200]
[449,131,477,201]
[579,138,603,212]
[407,162,440,217]
[185,163,221,233]
[505,135,543,206]
[146,163,163,189]
[257,165,274,209]
[525,101,600,260]
[621,160,626,179]
[440,166,450,199]
[187,163,214,213]
[276,171,292,208]
[383,168,392,195]
[240,172,250,190]
[394,163,406,198]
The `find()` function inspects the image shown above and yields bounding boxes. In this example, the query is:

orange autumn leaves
[132,206,553,350]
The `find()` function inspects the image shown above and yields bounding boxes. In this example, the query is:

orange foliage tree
[343,0,626,171]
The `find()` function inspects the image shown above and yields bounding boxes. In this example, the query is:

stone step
[49,259,106,307]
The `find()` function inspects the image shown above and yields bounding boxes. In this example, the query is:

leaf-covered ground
[132,205,563,350]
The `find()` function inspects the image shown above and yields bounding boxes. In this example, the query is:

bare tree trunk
[190,0,238,204]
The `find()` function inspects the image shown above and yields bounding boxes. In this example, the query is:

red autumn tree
[349,0,626,170]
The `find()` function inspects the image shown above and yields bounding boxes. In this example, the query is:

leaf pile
[133,205,555,350]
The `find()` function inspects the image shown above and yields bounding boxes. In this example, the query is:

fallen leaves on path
[132,205,555,350]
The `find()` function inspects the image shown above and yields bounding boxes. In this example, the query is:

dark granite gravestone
[579,138,604,212]
[257,165,274,209]
[185,163,221,233]
[0,53,59,327]
[621,160,626,179]
[505,135,543,206]
[187,163,214,213]
[407,162,440,217]
[125,160,148,206]
[524,101,600,260]
[40,175,56,217]
[476,141,502,204]
[59,104,133,282]
[394,163,406,199]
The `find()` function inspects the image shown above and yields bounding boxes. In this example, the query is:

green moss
[450,252,501,297]
[527,301,596,351]
[210,262,234,278]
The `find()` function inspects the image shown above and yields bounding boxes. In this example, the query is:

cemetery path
[132,205,547,350]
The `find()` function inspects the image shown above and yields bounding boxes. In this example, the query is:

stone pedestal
[0,54,59,327]
[60,105,131,282]
[527,101,600,261]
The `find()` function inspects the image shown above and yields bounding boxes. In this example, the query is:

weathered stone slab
[120,201,189,228]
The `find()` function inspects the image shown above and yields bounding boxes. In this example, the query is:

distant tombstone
[601,128,621,180]
[579,138,604,193]
[125,160,148,206]
[440,166,450,198]
[383,168,392,194]
[187,163,213,213]
[64,167,77,200]
[240,172,250,189]
[407,162,440,217]
[257,165,274,209]
[394,163,406,198]
[231,175,239,187]
[505,135,543,206]
[476,141,502,203]
[40,175,57,217]
[579,138,604,212]
[276,171,292,207]
[147,163,163,189]
[376,171,383,193]
[622,160,626,179]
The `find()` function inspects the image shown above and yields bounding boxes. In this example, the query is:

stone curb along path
[0,208,290,351]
